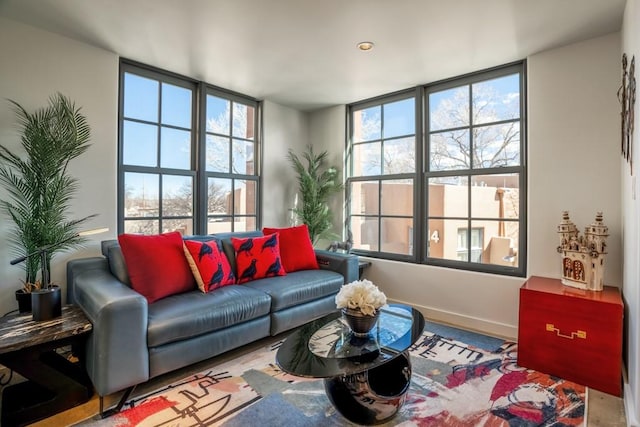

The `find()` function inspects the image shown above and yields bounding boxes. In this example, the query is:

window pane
[429,86,469,131]
[353,142,381,176]
[429,130,470,171]
[383,137,415,174]
[428,176,468,217]
[232,103,255,140]
[381,217,413,255]
[470,174,519,219]
[234,216,257,232]
[208,178,231,215]
[473,123,520,168]
[473,220,519,267]
[426,218,467,261]
[206,95,230,134]
[206,135,230,172]
[123,121,157,167]
[234,180,256,215]
[124,172,159,217]
[353,106,381,142]
[123,73,158,122]
[124,219,159,234]
[232,139,254,174]
[161,128,191,169]
[350,181,379,215]
[208,217,232,234]
[162,218,193,235]
[352,216,379,251]
[162,175,192,217]
[161,83,192,128]
[381,179,413,216]
[383,98,415,138]
[473,74,520,125]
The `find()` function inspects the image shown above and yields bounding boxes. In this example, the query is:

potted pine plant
[287,145,343,245]
[0,93,95,317]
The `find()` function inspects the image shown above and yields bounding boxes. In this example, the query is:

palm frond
[1,94,95,284]
[287,146,343,244]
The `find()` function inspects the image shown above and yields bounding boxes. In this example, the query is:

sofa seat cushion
[147,286,271,348]
[243,270,343,312]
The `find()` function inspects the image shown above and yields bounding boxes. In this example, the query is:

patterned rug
[81,322,586,426]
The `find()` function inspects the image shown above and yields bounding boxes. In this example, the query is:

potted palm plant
[287,145,343,245]
[0,93,95,318]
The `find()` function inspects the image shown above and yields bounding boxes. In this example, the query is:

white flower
[335,279,387,316]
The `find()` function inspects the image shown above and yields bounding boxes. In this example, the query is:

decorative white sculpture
[557,211,608,291]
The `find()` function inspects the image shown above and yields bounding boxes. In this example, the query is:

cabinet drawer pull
[545,323,587,339]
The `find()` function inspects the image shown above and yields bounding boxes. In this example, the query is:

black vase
[15,289,32,313]
[31,286,62,321]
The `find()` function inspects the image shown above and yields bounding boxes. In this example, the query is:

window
[118,61,260,235]
[349,95,416,255]
[348,62,526,276]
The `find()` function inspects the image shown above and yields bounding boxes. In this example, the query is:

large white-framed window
[347,61,526,276]
[118,61,260,235]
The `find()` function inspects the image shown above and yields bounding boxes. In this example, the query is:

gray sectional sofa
[66,231,358,412]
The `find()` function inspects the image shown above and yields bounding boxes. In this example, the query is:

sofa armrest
[68,258,149,397]
[315,249,359,284]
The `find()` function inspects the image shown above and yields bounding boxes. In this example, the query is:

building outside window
[118,61,260,235]
[348,61,526,276]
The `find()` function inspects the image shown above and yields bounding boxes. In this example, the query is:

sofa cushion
[232,234,286,284]
[118,232,196,304]
[243,269,343,312]
[262,224,319,273]
[183,239,235,292]
[146,285,271,348]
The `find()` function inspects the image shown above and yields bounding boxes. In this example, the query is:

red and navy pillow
[183,239,236,292]
[232,234,286,284]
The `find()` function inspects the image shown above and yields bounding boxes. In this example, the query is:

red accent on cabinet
[517,276,623,396]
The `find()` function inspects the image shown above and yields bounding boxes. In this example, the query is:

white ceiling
[0,0,626,111]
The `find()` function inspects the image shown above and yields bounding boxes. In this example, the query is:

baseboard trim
[388,297,518,341]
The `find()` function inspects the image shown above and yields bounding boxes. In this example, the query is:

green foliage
[287,146,343,244]
[0,93,96,285]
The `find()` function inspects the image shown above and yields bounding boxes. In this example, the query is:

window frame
[347,61,527,277]
[118,59,261,235]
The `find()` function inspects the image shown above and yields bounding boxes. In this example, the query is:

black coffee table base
[324,351,412,425]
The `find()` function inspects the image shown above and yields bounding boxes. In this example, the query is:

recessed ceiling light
[357,41,374,52]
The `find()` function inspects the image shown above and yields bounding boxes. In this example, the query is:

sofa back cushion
[118,232,196,303]
[101,240,131,286]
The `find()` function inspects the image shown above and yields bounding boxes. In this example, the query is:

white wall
[261,100,310,228]
[311,33,622,340]
[622,0,640,425]
[309,105,346,244]
[528,32,622,286]
[0,17,118,315]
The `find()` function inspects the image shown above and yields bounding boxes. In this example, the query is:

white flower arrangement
[335,279,387,316]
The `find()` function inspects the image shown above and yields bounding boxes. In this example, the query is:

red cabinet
[517,276,623,396]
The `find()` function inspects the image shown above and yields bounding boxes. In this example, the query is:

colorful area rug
[83,322,586,426]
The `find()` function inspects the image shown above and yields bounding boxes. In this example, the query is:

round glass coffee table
[276,304,425,425]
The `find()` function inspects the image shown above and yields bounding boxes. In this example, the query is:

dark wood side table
[0,305,93,426]
[517,276,623,396]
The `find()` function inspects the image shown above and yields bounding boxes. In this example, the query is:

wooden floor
[0,333,627,426]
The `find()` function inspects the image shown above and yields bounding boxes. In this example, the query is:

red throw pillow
[118,232,196,303]
[183,239,236,292]
[262,224,318,272]
[232,234,286,284]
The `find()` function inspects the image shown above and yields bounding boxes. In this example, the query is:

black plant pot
[15,289,32,313]
[31,286,62,321]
